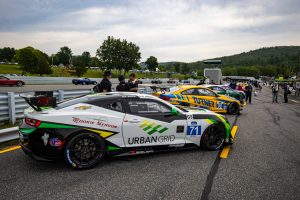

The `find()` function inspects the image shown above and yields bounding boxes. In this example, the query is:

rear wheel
[64,132,105,169]
[227,102,239,115]
[16,81,23,87]
[201,124,226,150]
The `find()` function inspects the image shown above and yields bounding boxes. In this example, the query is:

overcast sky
[0,0,299,62]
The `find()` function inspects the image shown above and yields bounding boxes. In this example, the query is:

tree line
[0,36,159,77]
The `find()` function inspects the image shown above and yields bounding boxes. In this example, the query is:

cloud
[0,0,300,61]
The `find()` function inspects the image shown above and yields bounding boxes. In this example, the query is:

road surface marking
[220,125,238,159]
[0,146,21,154]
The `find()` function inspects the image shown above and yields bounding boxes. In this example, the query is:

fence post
[58,90,64,101]
[8,92,16,124]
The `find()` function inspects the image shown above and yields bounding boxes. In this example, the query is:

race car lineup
[19,92,232,169]
[155,85,242,115]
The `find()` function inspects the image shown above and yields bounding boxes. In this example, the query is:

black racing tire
[16,81,23,87]
[227,102,240,115]
[201,124,226,150]
[64,132,106,169]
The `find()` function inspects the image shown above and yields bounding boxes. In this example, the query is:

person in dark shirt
[128,73,139,92]
[93,71,112,93]
[245,83,253,104]
[116,75,130,92]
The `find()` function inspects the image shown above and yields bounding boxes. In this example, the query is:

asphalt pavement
[0,87,299,200]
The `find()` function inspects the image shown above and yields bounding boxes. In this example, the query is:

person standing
[245,83,253,104]
[271,83,279,103]
[93,71,112,93]
[283,83,289,103]
[128,73,139,92]
[116,75,130,91]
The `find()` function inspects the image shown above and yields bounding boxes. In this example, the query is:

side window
[211,87,225,92]
[89,100,124,112]
[128,100,171,114]
[181,89,198,95]
[197,88,216,96]
[103,101,123,112]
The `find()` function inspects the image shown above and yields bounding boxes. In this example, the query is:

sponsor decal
[192,97,215,108]
[187,114,193,120]
[191,121,197,126]
[216,101,228,110]
[128,135,175,145]
[49,138,63,147]
[74,105,91,110]
[66,149,76,167]
[41,133,49,146]
[72,117,117,128]
[139,120,168,135]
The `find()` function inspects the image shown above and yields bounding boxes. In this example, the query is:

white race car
[19,92,232,169]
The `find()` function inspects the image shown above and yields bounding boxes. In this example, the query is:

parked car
[19,92,232,169]
[72,78,97,85]
[0,76,25,86]
[155,85,241,115]
[151,79,162,84]
[203,85,246,105]
[167,79,176,84]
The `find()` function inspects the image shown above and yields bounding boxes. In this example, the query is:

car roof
[177,85,207,89]
[85,92,157,100]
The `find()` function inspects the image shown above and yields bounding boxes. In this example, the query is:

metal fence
[0,89,93,124]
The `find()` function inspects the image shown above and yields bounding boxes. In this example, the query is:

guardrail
[0,127,19,143]
[4,76,175,85]
[0,89,93,124]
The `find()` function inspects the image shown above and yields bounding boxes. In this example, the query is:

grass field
[0,64,190,79]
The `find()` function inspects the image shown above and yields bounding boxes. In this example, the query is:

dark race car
[0,76,25,86]
[72,78,97,85]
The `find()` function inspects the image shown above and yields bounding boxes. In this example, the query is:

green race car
[203,85,246,105]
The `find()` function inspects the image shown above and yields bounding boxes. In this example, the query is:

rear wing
[20,91,57,111]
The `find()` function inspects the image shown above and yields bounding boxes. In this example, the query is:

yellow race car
[154,85,241,115]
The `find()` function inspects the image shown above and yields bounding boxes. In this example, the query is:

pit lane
[0,87,299,200]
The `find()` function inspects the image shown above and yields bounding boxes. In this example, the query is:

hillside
[156,46,300,77]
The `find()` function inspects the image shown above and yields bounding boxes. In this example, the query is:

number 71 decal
[187,126,202,136]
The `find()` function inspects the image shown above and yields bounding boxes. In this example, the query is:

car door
[0,76,9,85]
[122,98,187,147]
[186,88,219,111]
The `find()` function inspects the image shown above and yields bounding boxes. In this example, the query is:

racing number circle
[201,124,226,150]
[64,132,106,169]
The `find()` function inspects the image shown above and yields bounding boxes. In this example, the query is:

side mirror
[171,108,179,116]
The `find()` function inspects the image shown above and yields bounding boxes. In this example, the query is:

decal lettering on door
[187,121,201,136]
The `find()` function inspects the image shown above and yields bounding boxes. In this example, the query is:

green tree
[145,56,158,72]
[89,57,101,68]
[81,51,91,67]
[0,47,16,62]
[180,63,191,75]
[96,36,141,73]
[56,46,72,65]
[174,63,181,73]
[15,47,52,75]
[72,56,87,77]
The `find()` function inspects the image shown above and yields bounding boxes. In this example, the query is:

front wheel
[227,102,240,115]
[64,132,106,169]
[201,124,226,150]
